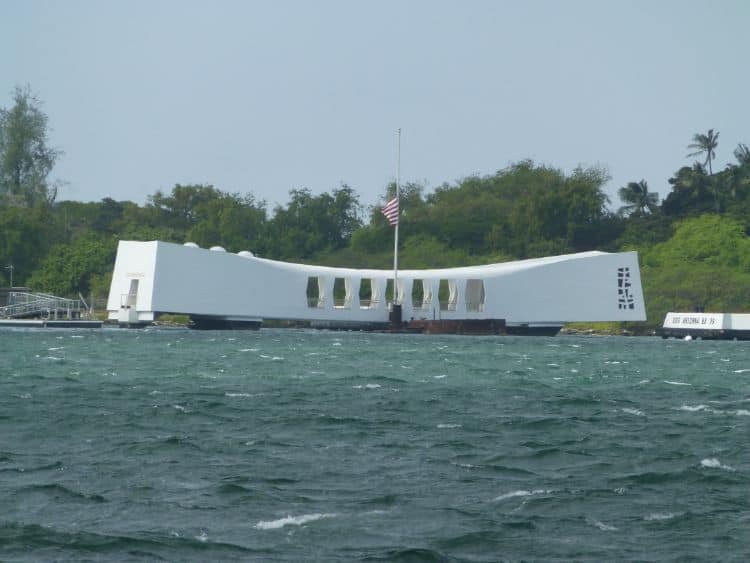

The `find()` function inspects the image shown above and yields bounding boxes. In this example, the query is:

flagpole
[393,128,400,306]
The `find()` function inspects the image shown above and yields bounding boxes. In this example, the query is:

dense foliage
[2,89,749,329]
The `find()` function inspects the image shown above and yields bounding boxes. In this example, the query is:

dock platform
[0,319,102,329]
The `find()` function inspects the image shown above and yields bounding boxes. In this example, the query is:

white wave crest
[451,462,477,468]
[361,509,389,516]
[700,458,734,471]
[622,408,644,416]
[437,423,462,429]
[645,512,679,521]
[735,409,750,416]
[664,380,691,386]
[680,404,708,412]
[732,368,750,373]
[493,489,551,502]
[353,383,381,390]
[254,513,337,530]
[225,393,254,398]
[591,520,618,531]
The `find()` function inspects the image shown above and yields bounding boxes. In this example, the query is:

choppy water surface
[1,328,748,561]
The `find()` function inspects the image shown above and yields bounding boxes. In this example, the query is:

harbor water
[1,328,748,561]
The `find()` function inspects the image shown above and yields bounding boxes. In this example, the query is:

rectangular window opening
[439,279,458,311]
[333,277,351,309]
[307,276,324,308]
[466,279,485,312]
[359,278,374,309]
[411,279,424,308]
[385,278,394,304]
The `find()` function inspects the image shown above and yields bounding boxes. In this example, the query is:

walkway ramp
[0,292,89,320]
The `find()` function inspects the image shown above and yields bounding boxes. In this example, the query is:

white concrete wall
[727,314,750,330]
[485,251,645,323]
[107,241,647,323]
[106,240,158,320]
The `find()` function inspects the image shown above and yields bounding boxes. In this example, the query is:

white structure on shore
[106,240,646,331]
[662,312,750,340]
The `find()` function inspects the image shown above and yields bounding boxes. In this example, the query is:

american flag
[381,196,399,226]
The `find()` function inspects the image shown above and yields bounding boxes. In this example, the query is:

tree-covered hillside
[2,88,749,329]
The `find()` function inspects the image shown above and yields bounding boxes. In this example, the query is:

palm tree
[724,144,750,202]
[734,143,750,167]
[687,129,720,174]
[617,180,659,217]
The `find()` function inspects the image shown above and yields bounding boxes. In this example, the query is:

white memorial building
[107,240,646,333]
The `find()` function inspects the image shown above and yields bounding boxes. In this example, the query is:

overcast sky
[1,0,747,210]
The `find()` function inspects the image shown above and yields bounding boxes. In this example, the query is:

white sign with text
[663,313,726,329]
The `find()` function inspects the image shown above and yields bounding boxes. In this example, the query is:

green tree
[148,184,224,232]
[642,214,750,270]
[560,166,612,250]
[400,235,473,268]
[720,147,750,218]
[0,86,61,206]
[615,213,674,250]
[0,204,57,286]
[687,128,719,175]
[26,234,118,297]
[268,185,361,260]
[735,143,750,167]
[617,180,659,217]
[640,214,750,323]
[662,164,714,216]
[145,184,269,249]
[187,193,267,253]
[382,161,615,259]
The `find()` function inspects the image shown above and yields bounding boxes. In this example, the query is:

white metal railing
[0,292,89,319]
